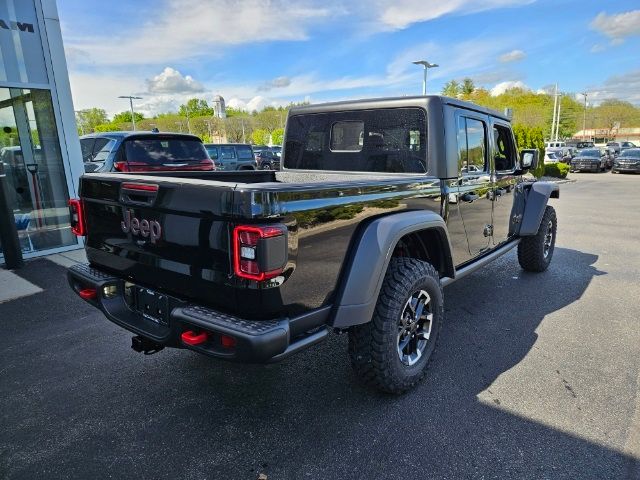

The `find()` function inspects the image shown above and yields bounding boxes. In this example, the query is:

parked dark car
[256,149,280,170]
[80,132,213,173]
[204,143,257,170]
[612,148,640,174]
[606,141,637,155]
[68,96,559,394]
[570,148,608,172]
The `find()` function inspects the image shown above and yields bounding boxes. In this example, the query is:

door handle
[461,193,479,202]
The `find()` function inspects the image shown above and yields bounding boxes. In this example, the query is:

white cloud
[490,80,528,96]
[65,0,332,67]
[590,10,640,43]
[146,67,204,94]
[590,43,606,53]
[499,49,526,63]
[258,76,293,91]
[586,69,640,105]
[375,0,535,30]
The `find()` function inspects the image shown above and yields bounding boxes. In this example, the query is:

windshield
[124,137,207,164]
[621,149,640,158]
[579,149,600,157]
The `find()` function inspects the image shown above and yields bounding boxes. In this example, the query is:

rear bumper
[67,263,328,363]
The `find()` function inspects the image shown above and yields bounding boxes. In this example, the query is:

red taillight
[68,198,86,236]
[78,288,97,300]
[113,161,130,172]
[115,160,215,173]
[122,182,159,192]
[233,225,286,281]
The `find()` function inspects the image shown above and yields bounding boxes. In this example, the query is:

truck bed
[79,170,443,319]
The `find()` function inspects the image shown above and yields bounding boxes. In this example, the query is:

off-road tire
[518,205,557,272]
[348,258,444,394]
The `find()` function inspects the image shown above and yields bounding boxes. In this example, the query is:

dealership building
[0,0,83,265]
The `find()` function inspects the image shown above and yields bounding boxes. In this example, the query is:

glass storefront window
[0,87,75,258]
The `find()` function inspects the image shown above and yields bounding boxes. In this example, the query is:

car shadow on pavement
[1,249,638,480]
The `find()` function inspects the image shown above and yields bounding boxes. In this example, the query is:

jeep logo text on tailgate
[121,211,162,244]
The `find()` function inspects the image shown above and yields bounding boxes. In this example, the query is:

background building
[0,0,82,265]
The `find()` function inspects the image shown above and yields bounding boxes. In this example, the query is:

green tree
[178,98,214,118]
[76,108,108,134]
[112,111,144,123]
[513,124,545,178]
[255,110,283,133]
[224,117,251,143]
[461,78,476,97]
[251,128,270,145]
[442,80,460,98]
[94,123,121,132]
[271,128,284,145]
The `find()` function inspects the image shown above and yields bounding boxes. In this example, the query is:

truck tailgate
[80,173,237,308]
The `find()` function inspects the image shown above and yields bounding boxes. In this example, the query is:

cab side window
[457,116,487,175]
[493,124,516,171]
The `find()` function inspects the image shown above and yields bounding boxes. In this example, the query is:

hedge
[544,162,570,178]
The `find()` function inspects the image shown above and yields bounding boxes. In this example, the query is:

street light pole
[580,92,588,141]
[412,60,439,95]
[118,95,142,131]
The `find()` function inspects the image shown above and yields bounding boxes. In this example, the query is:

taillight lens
[113,161,130,172]
[233,225,286,281]
[68,198,86,236]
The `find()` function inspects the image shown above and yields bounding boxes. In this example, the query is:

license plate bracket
[135,287,169,325]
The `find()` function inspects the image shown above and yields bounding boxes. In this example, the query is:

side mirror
[519,149,538,172]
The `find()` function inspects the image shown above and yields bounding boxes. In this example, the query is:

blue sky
[58,0,640,117]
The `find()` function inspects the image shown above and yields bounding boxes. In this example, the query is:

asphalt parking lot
[1,172,639,480]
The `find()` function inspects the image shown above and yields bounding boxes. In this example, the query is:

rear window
[236,146,254,159]
[285,108,427,173]
[124,137,207,164]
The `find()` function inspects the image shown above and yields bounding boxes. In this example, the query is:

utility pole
[555,97,562,141]
[580,92,588,141]
[204,120,213,142]
[118,95,142,131]
[550,84,558,141]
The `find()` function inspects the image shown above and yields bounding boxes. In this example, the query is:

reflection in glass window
[493,124,516,171]
[92,139,116,162]
[330,121,364,151]
[457,117,487,174]
[0,87,75,257]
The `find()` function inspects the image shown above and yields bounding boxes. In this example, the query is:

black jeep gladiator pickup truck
[68,96,558,393]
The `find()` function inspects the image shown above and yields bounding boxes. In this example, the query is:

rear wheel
[348,258,443,394]
[518,206,557,272]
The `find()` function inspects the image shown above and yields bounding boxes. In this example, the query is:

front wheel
[518,205,557,272]
[348,258,444,394]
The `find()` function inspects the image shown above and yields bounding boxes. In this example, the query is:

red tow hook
[181,330,208,346]
[78,288,97,300]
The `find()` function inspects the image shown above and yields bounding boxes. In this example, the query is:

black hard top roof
[288,95,510,122]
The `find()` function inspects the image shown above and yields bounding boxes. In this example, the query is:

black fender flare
[330,211,453,329]
[518,182,559,236]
